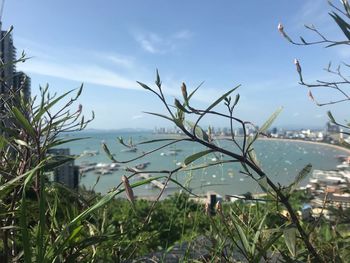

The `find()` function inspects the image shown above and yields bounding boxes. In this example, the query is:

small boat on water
[95,169,112,175]
[81,150,99,156]
[135,162,150,170]
[160,150,178,156]
[121,147,137,153]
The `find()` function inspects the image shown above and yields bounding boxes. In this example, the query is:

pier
[133,168,166,189]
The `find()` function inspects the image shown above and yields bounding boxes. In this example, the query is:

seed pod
[122,175,134,204]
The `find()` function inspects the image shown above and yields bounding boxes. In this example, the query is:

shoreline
[156,133,350,155]
[256,137,350,155]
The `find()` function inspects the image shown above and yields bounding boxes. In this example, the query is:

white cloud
[132,114,143,120]
[134,30,192,54]
[18,60,138,90]
[97,53,135,68]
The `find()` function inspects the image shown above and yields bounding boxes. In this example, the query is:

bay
[62,131,349,198]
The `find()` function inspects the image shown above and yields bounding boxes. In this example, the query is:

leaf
[185,121,209,142]
[204,85,240,113]
[184,149,214,166]
[251,213,267,256]
[283,226,297,258]
[137,81,153,91]
[0,135,8,150]
[47,137,88,149]
[174,99,190,113]
[34,89,74,122]
[232,93,240,108]
[290,164,312,193]
[248,147,260,168]
[257,176,270,193]
[330,12,350,41]
[327,111,336,123]
[188,81,204,101]
[233,219,251,256]
[101,143,116,162]
[138,138,179,145]
[300,37,307,44]
[143,111,173,122]
[12,106,35,137]
[260,107,283,133]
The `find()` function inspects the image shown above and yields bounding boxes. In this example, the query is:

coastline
[256,137,350,155]
[156,133,350,155]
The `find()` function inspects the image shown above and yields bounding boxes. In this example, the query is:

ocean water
[62,131,348,197]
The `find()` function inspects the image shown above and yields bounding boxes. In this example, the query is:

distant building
[13,71,31,101]
[0,22,31,131]
[47,148,79,189]
[0,23,16,95]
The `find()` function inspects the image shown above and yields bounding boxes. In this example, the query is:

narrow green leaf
[144,111,173,122]
[174,98,190,113]
[330,12,350,40]
[257,176,270,193]
[12,106,35,137]
[47,137,88,149]
[251,213,267,256]
[290,164,312,193]
[101,143,117,162]
[283,226,297,258]
[327,111,336,123]
[233,220,251,255]
[187,81,204,101]
[204,85,240,113]
[34,90,74,122]
[260,107,283,133]
[137,81,153,91]
[138,138,180,145]
[0,135,8,150]
[185,121,209,142]
[184,149,214,166]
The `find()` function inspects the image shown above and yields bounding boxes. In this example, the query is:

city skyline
[4,0,350,129]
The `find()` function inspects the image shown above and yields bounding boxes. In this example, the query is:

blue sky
[4,0,350,129]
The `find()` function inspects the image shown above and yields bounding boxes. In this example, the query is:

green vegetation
[1,1,350,262]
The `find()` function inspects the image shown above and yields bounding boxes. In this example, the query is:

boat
[135,162,150,170]
[121,147,137,153]
[81,150,99,156]
[95,169,112,175]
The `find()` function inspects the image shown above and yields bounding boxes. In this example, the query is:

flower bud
[78,104,83,114]
[205,202,210,216]
[277,23,284,33]
[215,200,223,214]
[294,59,302,74]
[308,90,314,101]
[181,82,188,101]
[122,175,134,204]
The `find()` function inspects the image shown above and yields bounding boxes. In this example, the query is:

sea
[62,131,349,198]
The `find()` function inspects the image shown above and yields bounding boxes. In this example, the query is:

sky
[4,0,350,130]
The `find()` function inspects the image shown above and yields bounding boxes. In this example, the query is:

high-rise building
[47,148,79,189]
[0,23,31,100]
[13,71,31,101]
[0,22,31,132]
[0,23,16,95]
